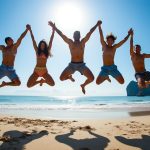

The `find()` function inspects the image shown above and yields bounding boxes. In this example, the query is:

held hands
[26,24,31,31]
[48,21,56,31]
[97,20,102,26]
[48,21,55,28]
[130,29,134,37]
[128,28,133,36]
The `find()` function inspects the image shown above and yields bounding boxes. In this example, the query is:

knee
[138,79,145,88]
[51,82,55,86]
[60,75,65,81]
[117,76,124,84]
[96,78,100,85]
[27,82,32,88]
[119,79,124,84]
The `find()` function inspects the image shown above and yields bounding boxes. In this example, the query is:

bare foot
[0,81,6,88]
[81,84,86,94]
[69,75,75,82]
[106,77,111,82]
[40,79,45,86]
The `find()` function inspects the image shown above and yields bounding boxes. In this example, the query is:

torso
[131,53,146,73]
[102,45,116,66]
[69,41,85,62]
[36,53,47,68]
[2,45,17,66]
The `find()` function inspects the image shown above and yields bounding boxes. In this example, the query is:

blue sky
[0,0,150,96]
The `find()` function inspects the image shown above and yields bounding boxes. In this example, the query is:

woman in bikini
[27,25,55,87]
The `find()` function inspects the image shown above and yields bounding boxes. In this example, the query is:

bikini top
[37,53,47,59]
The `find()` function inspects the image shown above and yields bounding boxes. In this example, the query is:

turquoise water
[0,96,150,119]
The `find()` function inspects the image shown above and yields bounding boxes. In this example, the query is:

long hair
[37,40,49,58]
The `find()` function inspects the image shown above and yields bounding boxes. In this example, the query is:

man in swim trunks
[0,25,30,87]
[130,30,150,89]
[96,21,132,85]
[49,21,101,94]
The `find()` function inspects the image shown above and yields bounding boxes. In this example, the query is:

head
[38,40,49,57]
[106,33,117,46]
[73,31,81,41]
[134,45,141,54]
[5,37,14,46]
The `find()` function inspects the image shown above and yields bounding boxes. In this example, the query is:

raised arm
[130,29,134,56]
[55,130,75,143]
[48,21,72,45]
[28,26,38,51]
[48,26,55,56]
[143,53,150,58]
[98,21,106,47]
[0,45,5,51]
[114,28,132,49]
[81,21,100,45]
[14,24,29,48]
[88,131,110,143]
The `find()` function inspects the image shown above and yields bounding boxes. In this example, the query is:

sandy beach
[0,113,150,150]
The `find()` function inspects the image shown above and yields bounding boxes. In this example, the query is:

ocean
[0,96,150,119]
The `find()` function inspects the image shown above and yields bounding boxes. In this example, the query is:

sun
[52,1,87,31]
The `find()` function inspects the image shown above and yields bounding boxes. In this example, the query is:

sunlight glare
[52,1,87,31]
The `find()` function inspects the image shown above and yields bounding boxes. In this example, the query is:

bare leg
[96,76,111,85]
[145,81,150,87]
[137,78,146,89]
[0,78,21,88]
[43,73,55,86]
[27,73,42,88]
[60,68,75,82]
[114,75,125,84]
[81,68,94,94]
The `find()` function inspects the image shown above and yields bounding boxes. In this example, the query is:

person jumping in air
[48,21,101,94]
[0,25,30,88]
[27,25,55,88]
[130,29,150,89]
[96,21,132,85]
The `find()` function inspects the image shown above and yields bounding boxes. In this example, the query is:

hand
[48,21,54,27]
[131,29,134,36]
[70,128,76,135]
[128,28,133,35]
[70,129,75,134]
[52,23,56,31]
[26,24,31,31]
[97,20,102,26]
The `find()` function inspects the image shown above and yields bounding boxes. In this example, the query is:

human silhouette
[55,130,110,150]
[115,135,150,150]
[0,130,48,150]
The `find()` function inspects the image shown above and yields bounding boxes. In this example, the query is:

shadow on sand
[55,130,110,150]
[115,135,150,150]
[0,130,48,150]
[129,111,150,117]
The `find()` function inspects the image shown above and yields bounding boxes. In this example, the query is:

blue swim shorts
[99,64,122,78]
[0,64,19,80]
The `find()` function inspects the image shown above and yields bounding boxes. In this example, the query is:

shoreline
[0,107,150,120]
